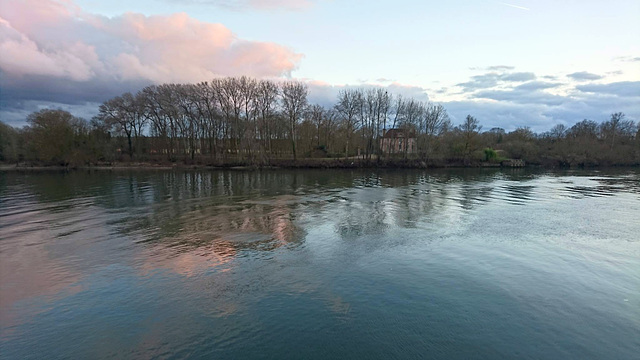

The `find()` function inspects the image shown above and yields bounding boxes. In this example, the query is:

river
[1,168,639,359]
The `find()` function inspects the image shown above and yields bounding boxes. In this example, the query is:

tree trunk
[291,138,297,161]
[127,132,133,159]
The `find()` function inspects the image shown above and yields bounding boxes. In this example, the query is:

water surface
[1,168,639,359]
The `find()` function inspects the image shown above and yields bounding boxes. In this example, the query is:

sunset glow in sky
[1,0,639,130]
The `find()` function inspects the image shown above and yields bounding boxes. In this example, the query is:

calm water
[0,168,639,359]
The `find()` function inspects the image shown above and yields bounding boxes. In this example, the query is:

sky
[1,0,639,131]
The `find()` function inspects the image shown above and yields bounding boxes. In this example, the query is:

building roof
[382,128,415,138]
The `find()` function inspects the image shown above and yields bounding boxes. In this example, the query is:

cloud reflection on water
[1,168,639,339]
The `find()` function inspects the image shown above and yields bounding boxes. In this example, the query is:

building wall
[380,137,417,154]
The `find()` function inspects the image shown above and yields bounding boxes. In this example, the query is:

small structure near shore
[501,159,526,167]
[380,128,417,154]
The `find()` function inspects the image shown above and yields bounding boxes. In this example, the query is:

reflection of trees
[7,168,640,276]
[5,170,117,204]
[5,167,640,344]
[328,169,562,237]
[130,199,304,281]
[137,198,302,277]
[336,199,390,237]
[598,176,640,194]
[457,182,500,209]
[333,173,464,237]
[112,172,317,278]
[503,185,535,203]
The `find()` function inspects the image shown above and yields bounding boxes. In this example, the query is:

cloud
[469,65,514,71]
[1,0,637,134]
[457,72,536,92]
[443,91,639,133]
[243,0,314,10]
[306,81,430,108]
[567,71,604,81]
[0,0,302,125]
[464,74,565,106]
[164,0,316,11]
[445,72,639,131]
[0,18,96,81]
[386,82,430,102]
[576,81,640,98]
[472,89,566,106]
[0,100,101,127]
[457,74,500,91]
[487,65,515,71]
[306,76,637,135]
[444,100,556,131]
[613,56,640,62]
[514,81,562,91]
[501,72,537,82]
[500,3,530,11]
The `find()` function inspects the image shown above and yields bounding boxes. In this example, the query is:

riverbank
[3,158,638,171]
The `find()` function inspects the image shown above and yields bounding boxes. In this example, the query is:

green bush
[484,147,497,162]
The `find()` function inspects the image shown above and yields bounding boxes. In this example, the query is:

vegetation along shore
[1,77,638,169]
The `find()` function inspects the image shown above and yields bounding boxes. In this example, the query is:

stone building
[380,128,417,154]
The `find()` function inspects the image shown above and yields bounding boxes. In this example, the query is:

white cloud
[576,81,640,98]
[457,71,537,92]
[306,81,430,108]
[0,0,303,125]
[567,72,604,81]
[163,0,317,11]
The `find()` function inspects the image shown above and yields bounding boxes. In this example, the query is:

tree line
[1,76,639,167]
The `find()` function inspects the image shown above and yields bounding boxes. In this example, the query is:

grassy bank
[5,157,637,171]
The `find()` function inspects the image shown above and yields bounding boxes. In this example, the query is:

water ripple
[1,169,639,359]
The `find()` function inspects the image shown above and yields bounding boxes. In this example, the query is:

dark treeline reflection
[3,171,640,360]
[3,169,639,261]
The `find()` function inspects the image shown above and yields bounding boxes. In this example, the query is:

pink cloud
[0,0,303,84]
[164,0,316,11]
[0,17,96,81]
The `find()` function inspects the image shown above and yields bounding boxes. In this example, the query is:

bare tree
[175,84,203,160]
[323,109,338,153]
[97,93,138,158]
[255,80,280,158]
[385,95,405,157]
[140,85,176,159]
[18,74,640,168]
[374,89,390,159]
[309,104,324,147]
[548,124,567,141]
[215,77,244,157]
[335,89,362,158]
[601,112,629,150]
[422,103,449,162]
[238,76,258,159]
[281,81,308,160]
[460,115,481,163]
[191,81,220,158]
